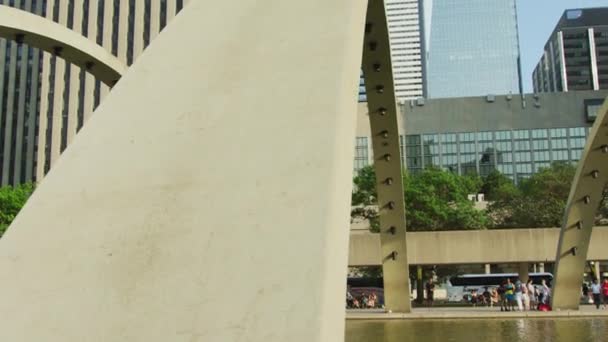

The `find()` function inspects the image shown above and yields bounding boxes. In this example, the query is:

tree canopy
[352,162,607,232]
[0,183,35,237]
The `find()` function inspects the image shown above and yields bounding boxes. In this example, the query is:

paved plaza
[347,305,608,320]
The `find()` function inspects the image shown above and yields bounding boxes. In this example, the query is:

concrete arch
[552,98,608,310]
[0,5,125,86]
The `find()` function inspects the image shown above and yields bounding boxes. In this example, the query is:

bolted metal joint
[377,107,387,116]
[380,130,389,138]
[389,251,398,261]
[591,170,600,179]
[570,246,578,256]
[387,226,396,235]
[368,41,377,51]
[601,145,608,154]
[383,153,391,161]
[583,195,591,204]
[53,46,63,56]
[387,201,396,210]
[14,34,25,44]
[576,221,583,230]
[376,85,384,94]
[384,177,394,185]
[373,63,381,72]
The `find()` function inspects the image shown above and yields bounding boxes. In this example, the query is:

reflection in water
[345,319,608,342]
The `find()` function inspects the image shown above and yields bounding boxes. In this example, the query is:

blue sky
[517,0,607,92]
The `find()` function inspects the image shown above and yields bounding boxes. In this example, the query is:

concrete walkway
[346,305,608,320]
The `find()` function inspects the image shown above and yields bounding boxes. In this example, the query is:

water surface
[346,318,608,342]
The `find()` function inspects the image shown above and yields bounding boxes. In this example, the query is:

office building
[354,90,607,183]
[533,8,608,93]
[423,0,522,99]
[0,0,187,186]
[360,0,424,102]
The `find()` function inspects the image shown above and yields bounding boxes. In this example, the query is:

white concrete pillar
[594,261,601,280]
[539,263,545,273]
[485,264,491,274]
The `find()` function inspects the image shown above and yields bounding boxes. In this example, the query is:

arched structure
[0,0,404,341]
[552,98,608,310]
[0,5,125,86]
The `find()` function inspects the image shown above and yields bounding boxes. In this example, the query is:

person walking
[505,278,516,311]
[541,279,551,304]
[591,279,602,309]
[515,279,524,311]
[602,278,608,309]
[425,278,435,307]
[526,279,536,310]
[522,281,531,311]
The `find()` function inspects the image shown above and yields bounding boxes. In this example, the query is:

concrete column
[485,264,491,274]
[533,263,537,273]
[594,261,601,280]
[518,262,529,283]
[539,263,545,273]
[416,265,424,304]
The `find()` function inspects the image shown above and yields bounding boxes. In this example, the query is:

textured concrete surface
[0,4,125,85]
[0,1,367,341]
[349,227,608,266]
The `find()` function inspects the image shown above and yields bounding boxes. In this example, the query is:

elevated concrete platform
[346,306,608,320]
[349,227,608,266]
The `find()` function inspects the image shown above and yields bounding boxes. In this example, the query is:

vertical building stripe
[35,0,56,181]
[117,0,130,62]
[83,0,99,123]
[25,0,44,182]
[150,0,161,40]
[13,0,34,185]
[133,0,146,59]
[167,0,176,21]
[100,0,115,100]
[557,31,568,92]
[588,28,600,91]
[66,0,85,147]
[50,0,70,165]
[2,0,23,186]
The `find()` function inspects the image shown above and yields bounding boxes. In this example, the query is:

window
[585,100,604,123]
[531,129,548,139]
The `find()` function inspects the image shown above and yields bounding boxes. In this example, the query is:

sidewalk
[346,305,608,320]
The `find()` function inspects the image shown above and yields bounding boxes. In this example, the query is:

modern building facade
[360,0,424,102]
[533,8,608,93]
[355,90,608,183]
[423,0,522,99]
[0,0,188,186]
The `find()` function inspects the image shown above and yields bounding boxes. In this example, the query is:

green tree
[404,168,487,231]
[0,183,35,237]
[488,162,576,228]
[351,166,488,232]
[481,170,515,201]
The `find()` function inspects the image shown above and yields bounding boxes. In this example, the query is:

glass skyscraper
[423,0,522,99]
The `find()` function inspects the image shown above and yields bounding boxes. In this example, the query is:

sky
[517,0,608,92]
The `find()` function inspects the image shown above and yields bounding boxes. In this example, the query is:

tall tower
[359,0,424,102]
[533,8,608,94]
[423,0,522,99]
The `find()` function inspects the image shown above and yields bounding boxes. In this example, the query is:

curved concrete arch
[0,5,125,86]
[552,97,608,310]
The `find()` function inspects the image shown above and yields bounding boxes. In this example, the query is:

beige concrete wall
[349,227,608,266]
[0,0,368,340]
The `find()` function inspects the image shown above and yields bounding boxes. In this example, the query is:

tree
[0,183,35,237]
[351,166,488,232]
[488,162,576,228]
[481,170,515,201]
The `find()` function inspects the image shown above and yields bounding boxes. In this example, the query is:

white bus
[446,272,553,302]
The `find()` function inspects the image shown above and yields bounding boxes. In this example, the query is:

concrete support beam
[362,0,410,313]
[553,97,608,310]
[519,263,530,283]
[0,1,369,340]
[485,264,491,274]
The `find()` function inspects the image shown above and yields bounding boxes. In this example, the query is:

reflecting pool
[346,318,608,342]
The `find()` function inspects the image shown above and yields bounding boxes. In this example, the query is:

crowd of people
[346,288,380,309]
[466,278,552,311]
